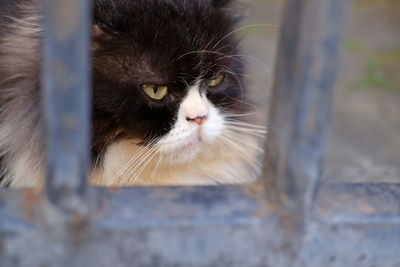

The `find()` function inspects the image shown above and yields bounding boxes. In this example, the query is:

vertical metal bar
[41,1,92,264]
[266,0,346,215]
[263,0,347,262]
[42,0,91,212]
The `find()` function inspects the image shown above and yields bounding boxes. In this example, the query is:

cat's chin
[168,136,203,164]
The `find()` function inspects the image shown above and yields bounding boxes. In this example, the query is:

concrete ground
[241,0,400,183]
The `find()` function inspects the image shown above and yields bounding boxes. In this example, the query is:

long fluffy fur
[0,2,44,187]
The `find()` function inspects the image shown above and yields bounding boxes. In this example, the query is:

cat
[0,0,266,187]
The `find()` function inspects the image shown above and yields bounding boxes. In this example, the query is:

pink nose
[187,115,207,125]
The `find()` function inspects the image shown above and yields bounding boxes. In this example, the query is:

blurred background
[240,0,400,183]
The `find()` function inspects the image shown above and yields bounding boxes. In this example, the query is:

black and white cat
[0,0,265,187]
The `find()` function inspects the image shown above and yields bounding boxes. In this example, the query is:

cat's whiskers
[225,119,267,130]
[217,54,272,77]
[224,127,266,139]
[224,111,259,118]
[222,129,265,145]
[224,125,267,137]
[119,143,160,182]
[148,152,164,185]
[177,76,191,88]
[113,138,157,183]
[219,64,250,79]
[217,134,262,170]
[211,23,279,51]
[119,144,160,185]
[221,91,259,110]
[176,72,196,81]
[127,147,160,185]
[113,141,152,180]
[220,131,264,154]
[175,50,228,62]
[218,66,246,103]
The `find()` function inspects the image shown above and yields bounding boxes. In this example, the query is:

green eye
[207,73,225,87]
[142,84,168,100]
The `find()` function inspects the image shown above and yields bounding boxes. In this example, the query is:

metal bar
[92,183,272,228]
[38,0,92,265]
[2,183,400,266]
[262,0,347,262]
[264,0,347,223]
[315,183,400,224]
[42,0,91,212]
[3,183,400,234]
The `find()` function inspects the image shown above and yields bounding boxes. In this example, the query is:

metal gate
[1,0,399,266]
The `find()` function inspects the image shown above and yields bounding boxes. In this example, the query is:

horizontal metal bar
[0,190,37,234]
[1,183,400,266]
[3,183,399,231]
[92,183,273,229]
[301,223,400,267]
[315,183,400,224]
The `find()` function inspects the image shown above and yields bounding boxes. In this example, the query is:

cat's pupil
[152,85,158,94]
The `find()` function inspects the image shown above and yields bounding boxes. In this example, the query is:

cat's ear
[92,24,104,38]
[91,24,115,51]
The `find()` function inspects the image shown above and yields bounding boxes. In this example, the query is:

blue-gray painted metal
[42,0,91,209]
[265,0,347,213]
[263,0,348,263]
[1,184,400,266]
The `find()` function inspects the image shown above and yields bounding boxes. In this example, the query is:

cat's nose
[186,115,208,125]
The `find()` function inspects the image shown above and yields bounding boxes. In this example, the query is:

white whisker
[119,145,159,185]
[225,120,268,130]
[113,139,156,180]
[148,153,164,185]
[220,132,264,153]
[211,23,279,50]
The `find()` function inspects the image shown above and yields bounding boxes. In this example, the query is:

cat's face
[0,0,262,187]
[91,0,248,169]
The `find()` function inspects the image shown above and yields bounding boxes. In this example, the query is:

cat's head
[91,0,255,168]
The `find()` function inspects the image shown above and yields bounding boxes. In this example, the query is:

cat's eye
[142,84,168,100]
[207,73,225,87]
